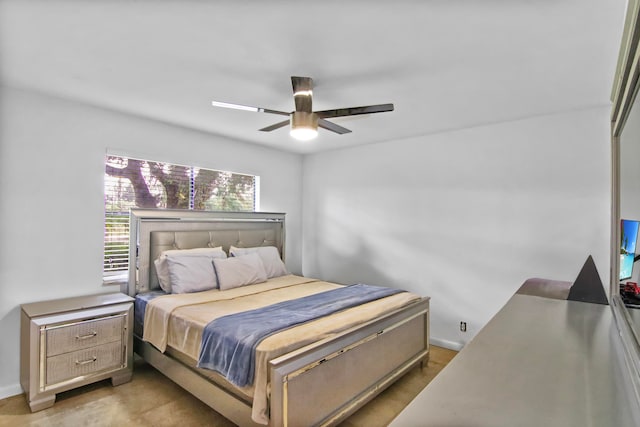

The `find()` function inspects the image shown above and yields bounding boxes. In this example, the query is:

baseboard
[0,383,23,400]
[430,337,464,351]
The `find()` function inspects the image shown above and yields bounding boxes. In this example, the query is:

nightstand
[20,293,134,412]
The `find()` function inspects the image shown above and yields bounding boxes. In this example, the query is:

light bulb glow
[290,127,318,141]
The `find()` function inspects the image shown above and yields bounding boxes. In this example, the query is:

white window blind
[104,155,257,283]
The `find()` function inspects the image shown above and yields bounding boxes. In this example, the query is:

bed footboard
[269,298,430,427]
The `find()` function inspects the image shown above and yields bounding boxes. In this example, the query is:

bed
[122,209,430,426]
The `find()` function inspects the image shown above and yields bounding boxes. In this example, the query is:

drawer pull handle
[75,332,97,340]
[75,357,97,366]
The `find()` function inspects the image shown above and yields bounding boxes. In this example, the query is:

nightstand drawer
[46,315,125,357]
[45,340,124,386]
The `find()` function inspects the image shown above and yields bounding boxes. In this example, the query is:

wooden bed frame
[122,209,430,426]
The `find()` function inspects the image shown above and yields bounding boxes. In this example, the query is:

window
[104,155,258,283]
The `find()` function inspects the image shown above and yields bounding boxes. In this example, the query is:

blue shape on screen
[620,219,640,280]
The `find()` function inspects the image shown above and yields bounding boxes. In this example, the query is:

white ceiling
[0,0,627,154]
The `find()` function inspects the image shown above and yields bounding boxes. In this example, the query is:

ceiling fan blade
[315,103,394,119]
[211,101,289,116]
[291,76,313,113]
[318,118,352,135]
[259,120,290,132]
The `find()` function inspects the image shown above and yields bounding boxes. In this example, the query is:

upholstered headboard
[123,209,286,296]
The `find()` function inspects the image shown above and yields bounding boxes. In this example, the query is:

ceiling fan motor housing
[290,111,318,130]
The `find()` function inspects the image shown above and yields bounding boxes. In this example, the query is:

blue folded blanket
[197,283,402,387]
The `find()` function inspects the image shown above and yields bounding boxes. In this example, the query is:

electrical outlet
[460,321,467,332]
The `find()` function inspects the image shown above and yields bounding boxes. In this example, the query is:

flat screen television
[620,219,640,281]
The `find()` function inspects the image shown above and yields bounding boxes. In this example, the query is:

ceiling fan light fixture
[290,111,318,141]
[290,127,318,141]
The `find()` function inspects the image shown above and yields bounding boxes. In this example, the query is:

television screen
[620,219,640,281]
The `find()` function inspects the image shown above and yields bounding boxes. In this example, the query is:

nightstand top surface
[21,293,134,318]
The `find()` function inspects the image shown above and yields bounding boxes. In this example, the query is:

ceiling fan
[211,76,394,141]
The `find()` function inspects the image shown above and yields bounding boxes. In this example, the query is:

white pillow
[213,253,268,291]
[166,254,218,294]
[229,246,288,278]
[154,247,226,293]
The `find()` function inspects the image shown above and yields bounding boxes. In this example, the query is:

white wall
[302,107,611,350]
[0,87,303,398]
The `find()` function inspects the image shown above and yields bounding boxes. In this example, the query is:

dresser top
[390,294,640,426]
[21,293,134,318]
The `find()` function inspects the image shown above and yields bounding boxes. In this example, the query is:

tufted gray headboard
[123,209,285,296]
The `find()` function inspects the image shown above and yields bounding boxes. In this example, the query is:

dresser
[20,293,134,412]
[390,288,640,426]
